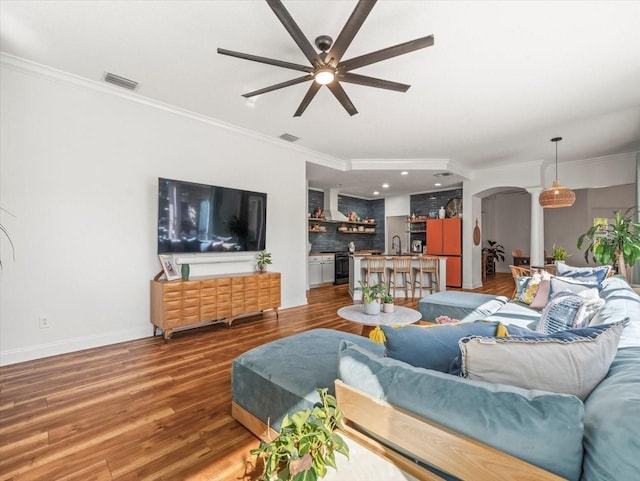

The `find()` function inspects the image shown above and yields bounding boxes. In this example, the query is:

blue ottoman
[418,291,508,322]
[232,328,384,432]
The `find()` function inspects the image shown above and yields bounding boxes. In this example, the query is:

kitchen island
[349,254,447,301]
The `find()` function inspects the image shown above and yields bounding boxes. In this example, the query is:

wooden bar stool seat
[365,256,387,287]
[412,256,440,298]
[387,256,412,299]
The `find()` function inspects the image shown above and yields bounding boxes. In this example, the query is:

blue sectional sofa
[231,275,640,481]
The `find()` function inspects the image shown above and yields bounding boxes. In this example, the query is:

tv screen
[158,178,267,254]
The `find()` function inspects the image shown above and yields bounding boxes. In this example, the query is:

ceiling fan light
[314,68,335,85]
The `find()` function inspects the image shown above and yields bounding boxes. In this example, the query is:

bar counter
[349,253,447,301]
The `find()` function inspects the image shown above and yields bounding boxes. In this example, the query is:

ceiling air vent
[434,172,453,177]
[104,72,139,91]
[279,133,300,143]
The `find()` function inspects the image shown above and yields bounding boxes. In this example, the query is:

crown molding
[0,52,344,167]
[349,158,470,179]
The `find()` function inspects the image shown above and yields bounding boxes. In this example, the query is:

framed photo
[158,254,181,281]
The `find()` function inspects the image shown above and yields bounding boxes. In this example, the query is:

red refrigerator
[426,218,462,287]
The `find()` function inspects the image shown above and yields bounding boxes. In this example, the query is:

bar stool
[412,256,440,298]
[365,256,387,287]
[387,256,413,299]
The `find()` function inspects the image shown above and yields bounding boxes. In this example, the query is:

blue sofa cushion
[381,321,503,374]
[484,300,541,329]
[459,322,625,400]
[418,291,508,322]
[591,275,640,348]
[232,328,383,431]
[581,347,640,481]
[338,340,585,481]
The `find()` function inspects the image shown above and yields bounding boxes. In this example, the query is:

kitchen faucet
[392,235,402,255]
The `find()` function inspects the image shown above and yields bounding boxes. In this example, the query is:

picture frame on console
[158,254,180,281]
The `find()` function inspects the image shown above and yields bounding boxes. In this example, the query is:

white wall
[463,155,637,288]
[545,183,635,266]
[0,59,314,365]
[482,191,531,273]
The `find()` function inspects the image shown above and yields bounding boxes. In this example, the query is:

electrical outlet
[39,315,50,329]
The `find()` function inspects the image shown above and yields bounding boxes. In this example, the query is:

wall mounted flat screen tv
[158,178,267,254]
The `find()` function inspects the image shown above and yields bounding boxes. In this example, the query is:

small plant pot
[383,302,394,313]
[363,300,381,315]
[257,263,267,273]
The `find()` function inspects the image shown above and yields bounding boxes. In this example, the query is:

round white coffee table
[337,304,422,338]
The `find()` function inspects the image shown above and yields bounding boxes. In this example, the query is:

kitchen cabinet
[308,254,335,287]
[426,218,462,287]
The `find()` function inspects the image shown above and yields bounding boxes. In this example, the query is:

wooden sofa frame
[231,381,565,481]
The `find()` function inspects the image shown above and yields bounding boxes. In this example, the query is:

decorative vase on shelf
[438,206,446,219]
[181,264,190,280]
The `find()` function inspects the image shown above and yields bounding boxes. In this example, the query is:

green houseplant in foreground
[577,208,640,279]
[251,388,349,481]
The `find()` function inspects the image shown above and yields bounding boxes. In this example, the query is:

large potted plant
[250,388,349,481]
[358,281,385,315]
[577,207,640,280]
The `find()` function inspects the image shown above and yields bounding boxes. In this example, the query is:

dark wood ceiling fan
[217,0,434,117]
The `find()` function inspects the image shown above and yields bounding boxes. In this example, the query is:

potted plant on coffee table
[250,388,349,481]
[577,207,640,280]
[382,293,394,313]
[358,281,385,315]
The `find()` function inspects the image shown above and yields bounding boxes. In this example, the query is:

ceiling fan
[217,0,434,117]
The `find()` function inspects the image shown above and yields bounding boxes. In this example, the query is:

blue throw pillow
[555,262,611,285]
[537,291,605,334]
[381,321,503,374]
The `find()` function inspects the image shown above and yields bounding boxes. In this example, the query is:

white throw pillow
[459,322,624,400]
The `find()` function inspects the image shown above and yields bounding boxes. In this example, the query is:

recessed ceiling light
[382,183,389,188]
[401,171,408,175]
[435,182,442,187]
[373,191,380,195]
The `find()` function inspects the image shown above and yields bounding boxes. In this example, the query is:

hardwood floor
[0,273,513,481]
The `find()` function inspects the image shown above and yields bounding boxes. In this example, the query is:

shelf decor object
[539,137,576,208]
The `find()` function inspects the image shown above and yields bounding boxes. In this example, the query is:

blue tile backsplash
[308,189,461,253]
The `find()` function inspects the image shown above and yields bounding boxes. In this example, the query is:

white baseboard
[0,327,152,366]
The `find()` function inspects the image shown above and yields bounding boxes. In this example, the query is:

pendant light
[539,137,576,208]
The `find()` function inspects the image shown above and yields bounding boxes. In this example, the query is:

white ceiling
[1,0,639,198]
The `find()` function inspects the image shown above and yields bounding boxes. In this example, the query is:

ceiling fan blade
[327,82,358,116]
[340,72,410,92]
[266,0,320,66]
[325,0,377,68]
[293,82,322,117]
[217,48,313,73]
[243,75,313,98]
[339,35,434,71]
